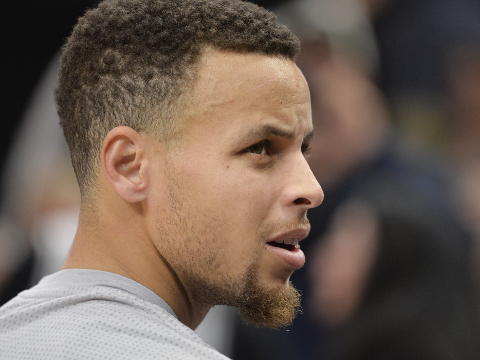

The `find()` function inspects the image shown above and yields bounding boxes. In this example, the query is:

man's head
[58,0,323,329]
[146,49,323,328]
[56,0,299,198]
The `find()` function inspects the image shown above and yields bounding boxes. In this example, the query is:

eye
[245,140,271,156]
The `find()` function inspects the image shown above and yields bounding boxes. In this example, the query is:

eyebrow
[244,125,314,142]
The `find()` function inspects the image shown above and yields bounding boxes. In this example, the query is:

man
[0,0,323,359]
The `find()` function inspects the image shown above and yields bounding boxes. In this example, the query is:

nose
[285,156,324,210]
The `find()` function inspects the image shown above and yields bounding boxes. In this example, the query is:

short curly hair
[55,0,300,196]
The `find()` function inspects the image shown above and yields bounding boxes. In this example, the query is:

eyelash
[245,140,271,156]
[245,140,312,157]
[302,144,312,156]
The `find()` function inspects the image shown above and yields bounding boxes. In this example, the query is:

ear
[101,126,148,203]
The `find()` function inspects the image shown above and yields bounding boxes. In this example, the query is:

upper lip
[266,225,311,244]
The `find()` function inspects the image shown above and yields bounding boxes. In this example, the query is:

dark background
[1,1,99,187]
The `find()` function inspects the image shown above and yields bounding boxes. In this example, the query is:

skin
[308,201,378,326]
[62,49,324,330]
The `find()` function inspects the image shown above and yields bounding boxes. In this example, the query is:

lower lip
[265,243,305,269]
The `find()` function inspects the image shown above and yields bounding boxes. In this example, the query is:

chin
[237,279,302,329]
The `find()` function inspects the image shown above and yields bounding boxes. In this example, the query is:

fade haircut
[55,0,300,197]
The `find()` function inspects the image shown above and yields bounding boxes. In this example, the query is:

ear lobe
[101,126,148,203]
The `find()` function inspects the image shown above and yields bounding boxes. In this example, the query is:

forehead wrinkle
[184,51,312,139]
[245,124,296,141]
[240,123,313,144]
[254,78,282,90]
[190,52,309,113]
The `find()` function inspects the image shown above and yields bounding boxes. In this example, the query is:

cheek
[197,165,277,218]
[169,153,280,244]
[202,170,277,254]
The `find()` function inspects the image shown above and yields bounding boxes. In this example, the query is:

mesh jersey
[0,269,230,360]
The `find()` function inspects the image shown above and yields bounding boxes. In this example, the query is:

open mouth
[267,238,300,251]
[265,236,305,269]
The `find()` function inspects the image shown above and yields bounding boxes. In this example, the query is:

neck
[62,196,210,329]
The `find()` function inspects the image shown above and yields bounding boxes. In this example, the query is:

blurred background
[2,0,480,359]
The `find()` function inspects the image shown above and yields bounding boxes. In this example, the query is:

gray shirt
[0,269,230,360]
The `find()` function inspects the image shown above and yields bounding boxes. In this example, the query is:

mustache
[260,215,310,241]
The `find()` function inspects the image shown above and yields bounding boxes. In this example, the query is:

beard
[160,157,303,328]
[183,260,302,329]
[235,269,302,329]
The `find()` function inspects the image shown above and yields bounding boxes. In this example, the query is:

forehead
[183,49,312,138]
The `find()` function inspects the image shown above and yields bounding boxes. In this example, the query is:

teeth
[274,238,300,249]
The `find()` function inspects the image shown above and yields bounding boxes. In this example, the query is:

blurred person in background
[445,34,480,290]
[446,35,480,164]
[233,1,472,359]
[365,0,480,149]
[361,0,480,304]
[273,0,480,151]
[309,185,480,360]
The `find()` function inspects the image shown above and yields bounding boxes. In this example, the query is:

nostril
[294,197,311,205]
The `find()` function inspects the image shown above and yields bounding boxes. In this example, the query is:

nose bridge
[287,154,324,209]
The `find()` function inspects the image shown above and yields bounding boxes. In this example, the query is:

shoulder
[0,272,230,360]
